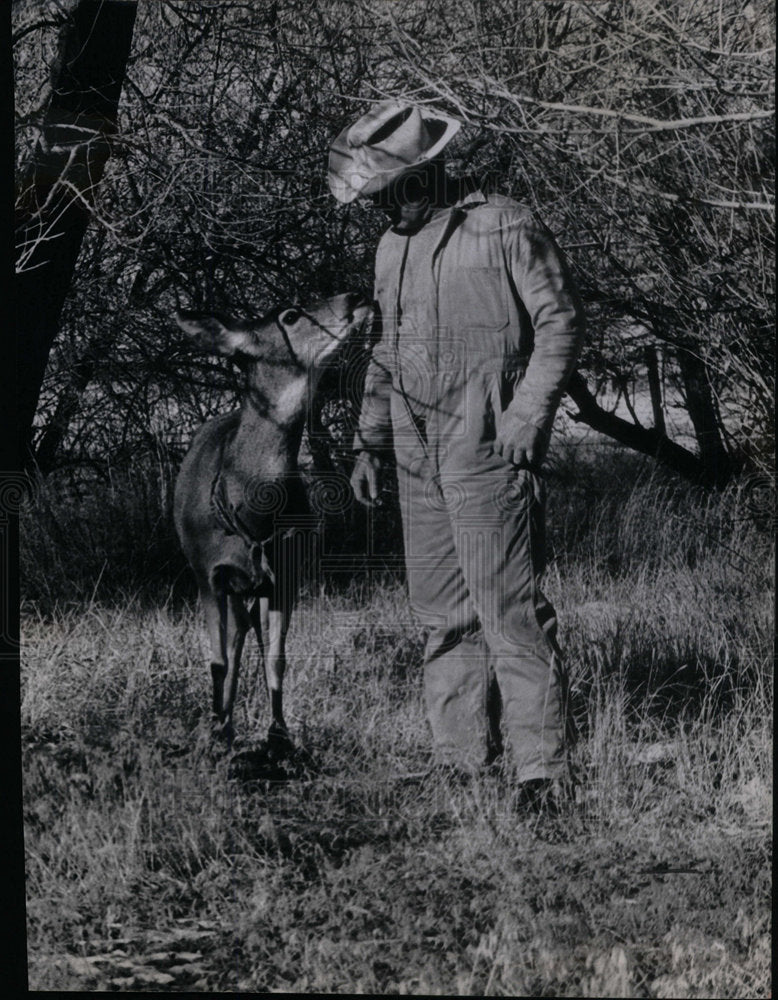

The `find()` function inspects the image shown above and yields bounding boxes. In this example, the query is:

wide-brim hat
[328,101,461,204]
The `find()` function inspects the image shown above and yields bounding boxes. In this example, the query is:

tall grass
[21,457,191,612]
[21,441,773,995]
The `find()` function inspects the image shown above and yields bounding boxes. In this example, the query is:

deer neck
[229,380,308,479]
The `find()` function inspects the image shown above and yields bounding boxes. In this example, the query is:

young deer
[174,292,371,745]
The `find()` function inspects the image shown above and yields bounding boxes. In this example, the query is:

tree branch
[565,372,715,485]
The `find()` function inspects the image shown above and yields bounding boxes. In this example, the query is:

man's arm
[496,213,586,467]
[351,337,392,505]
[351,254,394,505]
[353,326,393,452]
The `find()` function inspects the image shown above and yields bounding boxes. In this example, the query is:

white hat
[328,101,461,204]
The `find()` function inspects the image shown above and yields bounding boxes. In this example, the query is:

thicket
[20,438,773,618]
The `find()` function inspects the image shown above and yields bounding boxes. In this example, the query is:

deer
[173,292,372,750]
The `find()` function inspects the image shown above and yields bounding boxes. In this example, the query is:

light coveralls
[356,189,586,779]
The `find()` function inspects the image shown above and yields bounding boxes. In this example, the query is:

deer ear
[175,310,258,358]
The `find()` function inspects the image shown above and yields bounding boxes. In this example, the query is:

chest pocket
[447,266,509,335]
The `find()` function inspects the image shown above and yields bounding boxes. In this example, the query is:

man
[328,102,585,792]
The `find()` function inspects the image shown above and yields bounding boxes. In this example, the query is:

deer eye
[280,308,302,326]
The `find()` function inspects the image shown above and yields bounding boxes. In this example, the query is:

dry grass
[20,446,772,995]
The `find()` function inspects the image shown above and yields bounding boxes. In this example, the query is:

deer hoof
[267,721,293,758]
[209,716,234,748]
[210,662,227,717]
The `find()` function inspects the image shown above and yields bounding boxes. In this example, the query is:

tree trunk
[644,346,666,438]
[676,349,733,486]
[33,342,103,476]
[16,0,138,470]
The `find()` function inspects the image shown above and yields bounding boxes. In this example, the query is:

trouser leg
[449,465,568,781]
[423,622,502,769]
[395,441,497,769]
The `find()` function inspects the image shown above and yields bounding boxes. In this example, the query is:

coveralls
[356,189,585,779]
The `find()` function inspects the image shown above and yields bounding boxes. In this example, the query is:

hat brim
[328,112,461,204]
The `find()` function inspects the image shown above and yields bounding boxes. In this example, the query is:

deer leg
[201,588,227,721]
[203,581,250,743]
[247,597,266,726]
[262,594,290,744]
[219,592,250,743]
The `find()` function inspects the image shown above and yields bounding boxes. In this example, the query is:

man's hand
[494,411,549,469]
[350,450,383,506]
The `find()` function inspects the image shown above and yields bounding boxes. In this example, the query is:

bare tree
[16,0,138,468]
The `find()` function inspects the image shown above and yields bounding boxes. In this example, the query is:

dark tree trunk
[644,346,666,438]
[33,340,104,476]
[16,0,138,470]
[676,349,733,486]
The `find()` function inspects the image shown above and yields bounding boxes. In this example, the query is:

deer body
[174,293,370,744]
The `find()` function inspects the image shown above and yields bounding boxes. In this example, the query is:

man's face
[369,165,435,235]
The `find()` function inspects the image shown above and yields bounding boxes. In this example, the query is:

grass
[20,443,772,995]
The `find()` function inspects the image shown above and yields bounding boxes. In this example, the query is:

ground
[20,452,772,995]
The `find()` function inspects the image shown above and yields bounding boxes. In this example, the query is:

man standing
[328,102,585,793]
